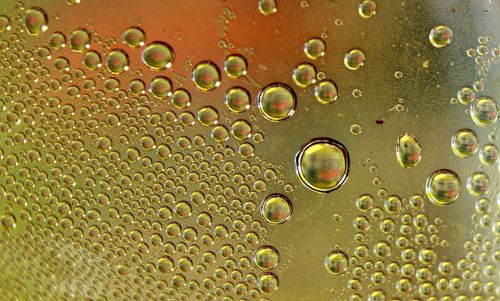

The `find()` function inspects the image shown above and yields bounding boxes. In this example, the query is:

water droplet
[225,87,251,113]
[231,119,252,140]
[197,106,219,126]
[106,49,130,74]
[0,15,11,32]
[479,143,498,165]
[149,76,172,100]
[344,48,366,70]
[314,79,338,104]
[425,169,461,205]
[396,133,422,168]
[257,83,296,121]
[224,54,247,78]
[457,86,475,105]
[254,246,280,270]
[211,125,229,142]
[429,25,453,48]
[25,7,48,36]
[292,62,317,88]
[325,250,349,274]
[69,28,91,52]
[352,88,363,98]
[356,194,374,211]
[83,50,102,70]
[192,61,221,91]
[471,97,498,126]
[258,0,277,16]
[466,172,490,196]
[49,31,66,49]
[171,88,191,109]
[142,41,174,70]
[260,194,292,225]
[122,26,145,47]
[295,138,349,193]
[358,0,377,19]
[238,142,255,158]
[350,124,362,135]
[258,273,279,293]
[451,129,478,158]
[128,79,146,96]
[304,37,326,60]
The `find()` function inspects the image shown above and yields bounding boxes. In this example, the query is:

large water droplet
[295,138,349,193]
[425,169,461,205]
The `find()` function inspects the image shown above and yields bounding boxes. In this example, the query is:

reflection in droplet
[197,106,219,126]
[457,86,475,105]
[149,76,172,100]
[69,28,91,52]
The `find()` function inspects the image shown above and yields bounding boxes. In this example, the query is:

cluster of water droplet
[0,3,303,299]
